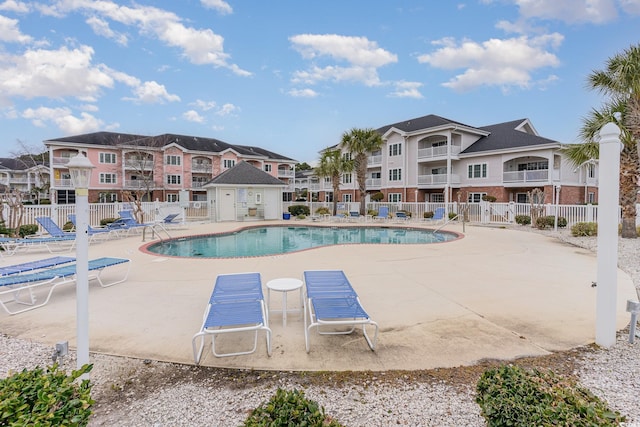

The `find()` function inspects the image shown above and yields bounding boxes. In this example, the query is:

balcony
[53,179,74,188]
[367,155,382,166]
[124,159,154,170]
[191,181,209,188]
[417,145,461,160]
[417,174,461,187]
[192,163,212,172]
[278,169,294,178]
[52,156,73,166]
[365,178,382,188]
[503,170,549,183]
[124,179,158,189]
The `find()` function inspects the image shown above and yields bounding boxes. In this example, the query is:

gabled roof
[0,157,47,170]
[46,132,148,146]
[204,161,286,186]
[461,119,560,154]
[376,114,476,135]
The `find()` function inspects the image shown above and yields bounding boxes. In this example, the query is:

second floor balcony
[365,178,382,188]
[278,168,294,178]
[417,144,461,160]
[124,158,154,171]
[503,170,549,183]
[192,162,212,172]
[367,155,382,166]
[418,174,461,187]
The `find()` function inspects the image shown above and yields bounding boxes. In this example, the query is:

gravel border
[2,228,639,426]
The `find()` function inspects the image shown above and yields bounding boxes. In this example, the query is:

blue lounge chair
[302,270,378,352]
[192,272,272,363]
[348,211,363,222]
[394,211,409,222]
[68,214,120,241]
[0,257,131,315]
[35,217,76,239]
[374,206,389,222]
[0,235,76,256]
[426,207,446,224]
[0,256,75,276]
[108,210,152,234]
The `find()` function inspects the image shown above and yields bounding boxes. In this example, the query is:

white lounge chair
[303,270,378,352]
[192,272,272,363]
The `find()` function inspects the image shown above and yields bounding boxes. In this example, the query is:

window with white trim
[342,173,352,184]
[517,160,547,171]
[371,171,381,179]
[389,143,402,156]
[264,164,272,172]
[430,193,444,203]
[325,192,333,202]
[342,194,352,202]
[223,159,235,169]
[468,163,487,178]
[98,192,117,203]
[587,163,595,178]
[324,177,331,184]
[99,173,117,184]
[99,152,116,164]
[342,152,352,161]
[431,167,447,175]
[166,174,181,185]
[468,192,487,203]
[389,168,402,181]
[388,193,402,203]
[167,194,178,202]
[165,155,181,166]
[588,192,595,204]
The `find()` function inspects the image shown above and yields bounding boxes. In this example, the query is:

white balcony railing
[417,174,461,186]
[53,179,74,188]
[417,145,461,159]
[367,155,382,166]
[365,178,382,188]
[192,163,212,172]
[52,156,73,166]
[124,159,154,170]
[278,169,294,178]
[124,179,158,189]
[503,170,549,183]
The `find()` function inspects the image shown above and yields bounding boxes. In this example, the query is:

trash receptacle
[282,213,291,220]
[248,208,257,216]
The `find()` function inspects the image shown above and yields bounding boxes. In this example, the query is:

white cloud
[0,14,32,43]
[417,34,563,91]
[288,88,318,98]
[200,0,232,15]
[216,103,238,116]
[86,16,128,45]
[183,109,204,123]
[619,0,640,14]
[0,1,30,13]
[21,106,104,134]
[289,34,397,87]
[123,81,180,104]
[42,0,250,76]
[0,45,117,102]
[388,81,424,98]
[191,99,217,111]
[513,0,619,24]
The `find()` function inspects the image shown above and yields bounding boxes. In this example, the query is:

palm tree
[315,149,352,215]
[339,128,384,215]
[565,44,640,238]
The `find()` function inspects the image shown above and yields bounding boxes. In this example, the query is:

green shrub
[448,212,458,220]
[0,363,94,426]
[535,215,567,229]
[39,199,51,205]
[18,223,39,237]
[100,217,119,226]
[476,365,625,426]
[288,205,310,216]
[398,210,412,218]
[315,207,330,216]
[571,222,598,236]
[367,209,378,216]
[370,192,384,202]
[424,211,434,219]
[63,221,74,231]
[482,195,497,202]
[297,214,306,220]
[515,215,531,225]
[243,388,343,427]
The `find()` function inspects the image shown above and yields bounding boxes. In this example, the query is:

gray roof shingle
[204,161,286,186]
[462,119,560,154]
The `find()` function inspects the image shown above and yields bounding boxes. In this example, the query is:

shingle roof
[204,161,286,186]
[376,114,475,135]
[461,119,560,154]
[0,157,46,170]
[46,132,148,146]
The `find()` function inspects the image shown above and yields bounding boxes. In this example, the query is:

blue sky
[1,0,639,163]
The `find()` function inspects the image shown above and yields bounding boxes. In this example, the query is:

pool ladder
[141,223,173,242]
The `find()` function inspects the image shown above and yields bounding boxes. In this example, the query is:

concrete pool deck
[0,220,636,372]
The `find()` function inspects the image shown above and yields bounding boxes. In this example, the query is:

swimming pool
[145,225,459,258]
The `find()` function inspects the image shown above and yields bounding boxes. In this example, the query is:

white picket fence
[284,201,640,227]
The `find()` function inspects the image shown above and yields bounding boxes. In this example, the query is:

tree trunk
[619,144,639,238]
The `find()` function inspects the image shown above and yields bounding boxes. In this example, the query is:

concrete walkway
[0,220,635,371]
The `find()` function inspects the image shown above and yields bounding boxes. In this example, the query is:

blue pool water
[146,225,458,258]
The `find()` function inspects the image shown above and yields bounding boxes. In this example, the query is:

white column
[76,187,90,371]
[595,122,622,347]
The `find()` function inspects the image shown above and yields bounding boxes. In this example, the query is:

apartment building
[301,114,598,206]
[0,157,50,201]
[44,132,297,204]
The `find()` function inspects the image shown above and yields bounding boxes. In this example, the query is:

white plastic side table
[266,278,303,327]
